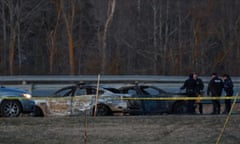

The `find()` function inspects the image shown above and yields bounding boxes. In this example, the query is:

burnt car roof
[53,84,121,95]
[119,84,167,92]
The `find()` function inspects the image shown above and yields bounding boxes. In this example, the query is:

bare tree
[49,3,61,74]
[177,0,183,74]
[162,0,169,74]
[1,1,7,74]
[101,0,116,73]
[152,0,158,74]
[60,0,77,75]
[0,0,49,74]
[4,0,18,75]
[16,0,22,72]
[0,0,240,75]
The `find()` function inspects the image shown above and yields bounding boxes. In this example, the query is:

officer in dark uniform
[207,73,223,114]
[193,73,204,114]
[222,74,234,114]
[180,73,197,114]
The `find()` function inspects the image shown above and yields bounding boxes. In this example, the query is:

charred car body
[118,83,188,115]
[33,84,131,117]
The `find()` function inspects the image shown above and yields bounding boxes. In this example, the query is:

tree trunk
[60,0,76,75]
[162,0,169,74]
[177,0,182,75]
[152,0,157,74]
[101,0,116,74]
[9,30,16,75]
[158,3,163,74]
[16,0,22,73]
[49,7,61,74]
[8,0,16,75]
[1,1,7,74]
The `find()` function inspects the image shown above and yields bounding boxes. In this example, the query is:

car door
[71,86,96,115]
[119,87,143,114]
[140,86,168,114]
[48,87,75,116]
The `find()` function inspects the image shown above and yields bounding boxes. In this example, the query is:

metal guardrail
[1,75,240,96]
[0,75,190,84]
[1,75,240,83]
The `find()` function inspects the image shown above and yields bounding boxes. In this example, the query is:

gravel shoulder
[0,115,239,144]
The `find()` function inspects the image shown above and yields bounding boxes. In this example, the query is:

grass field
[0,115,239,144]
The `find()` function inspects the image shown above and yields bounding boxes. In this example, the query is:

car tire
[0,100,21,117]
[93,104,112,116]
[173,101,188,114]
[33,106,44,117]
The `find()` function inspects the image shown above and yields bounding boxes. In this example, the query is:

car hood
[0,86,30,96]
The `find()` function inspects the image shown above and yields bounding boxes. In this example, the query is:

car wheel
[93,104,112,116]
[33,106,44,117]
[0,101,21,117]
[173,101,188,114]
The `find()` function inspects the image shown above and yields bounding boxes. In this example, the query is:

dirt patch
[0,115,239,144]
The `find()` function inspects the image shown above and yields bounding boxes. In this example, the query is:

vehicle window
[76,88,104,95]
[104,88,121,93]
[119,89,128,94]
[127,89,137,95]
[55,88,73,97]
[75,88,87,95]
[142,87,160,96]
[86,88,96,95]
[98,90,104,95]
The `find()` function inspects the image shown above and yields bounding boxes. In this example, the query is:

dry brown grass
[0,115,240,144]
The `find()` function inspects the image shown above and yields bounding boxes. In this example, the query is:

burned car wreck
[33,83,131,117]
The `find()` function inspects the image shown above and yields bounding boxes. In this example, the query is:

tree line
[0,0,240,76]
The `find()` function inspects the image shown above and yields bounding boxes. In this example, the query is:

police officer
[180,73,197,114]
[207,73,223,114]
[222,74,234,114]
[193,73,204,114]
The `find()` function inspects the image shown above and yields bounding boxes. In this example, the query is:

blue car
[0,86,35,117]
[118,84,188,115]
